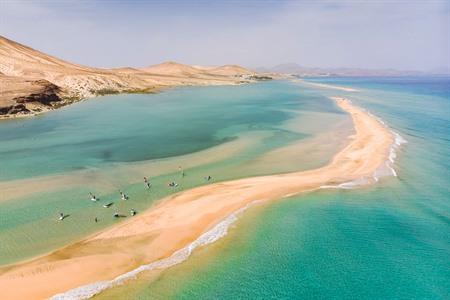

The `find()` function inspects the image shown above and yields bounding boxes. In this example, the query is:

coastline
[0,96,397,299]
[1,35,263,120]
[292,78,359,92]
[0,82,236,121]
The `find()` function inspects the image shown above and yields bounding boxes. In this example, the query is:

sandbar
[0,97,394,299]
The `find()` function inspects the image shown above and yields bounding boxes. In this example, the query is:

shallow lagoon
[0,81,351,264]
[92,77,450,300]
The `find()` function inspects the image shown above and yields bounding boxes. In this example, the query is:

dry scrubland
[0,36,271,118]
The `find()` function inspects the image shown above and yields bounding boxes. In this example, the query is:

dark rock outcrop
[14,80,62,106]
[0,104,29,115]
[0,78,66,117]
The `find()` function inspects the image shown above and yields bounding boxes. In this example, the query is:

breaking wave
[50,101,406,299]
[50,200,262,300]
[321,108,407,190]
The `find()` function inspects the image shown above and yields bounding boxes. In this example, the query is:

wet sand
[0,97,394,299]
[293,79,359,92]
[0,131,262,203]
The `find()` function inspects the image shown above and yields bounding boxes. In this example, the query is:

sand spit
[293,79,359,92]
[0,97,396,299]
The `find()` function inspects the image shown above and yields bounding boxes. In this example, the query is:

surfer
[89,192,97,201]
[168,181,178,187]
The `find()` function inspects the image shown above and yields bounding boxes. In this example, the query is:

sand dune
[0,97,395,300]
[0,36,258,118]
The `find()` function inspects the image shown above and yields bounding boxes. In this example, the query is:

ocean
[1,77,448,299]
[93,77,449,300]
[0,80,351,265]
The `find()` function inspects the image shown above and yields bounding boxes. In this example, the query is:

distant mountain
[255,63,439,77]
[142,61,206,76]
[142,62,254,77]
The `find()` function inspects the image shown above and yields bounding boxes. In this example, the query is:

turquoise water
[0,82,317,180]
[93,77,450,299]
[0,81,351,264]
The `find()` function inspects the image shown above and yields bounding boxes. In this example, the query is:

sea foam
[370,111,407,180]
[321,108,407,190]
[50,200,261,300]
[51,104,406,299]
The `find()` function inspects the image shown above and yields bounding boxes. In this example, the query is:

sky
[1,0,449,72]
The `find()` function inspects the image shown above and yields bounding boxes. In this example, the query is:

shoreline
[1,36,262,121]
[0,82,235,121]
[0,97,396,299]
[293,78,359,92]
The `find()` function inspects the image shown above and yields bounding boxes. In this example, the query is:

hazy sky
[1,0,449,71]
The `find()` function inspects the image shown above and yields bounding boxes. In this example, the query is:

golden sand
[0,97,394,299]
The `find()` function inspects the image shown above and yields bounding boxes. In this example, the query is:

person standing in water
[119,191,128,200]
[144,177,151,189]
[178,166,185,177]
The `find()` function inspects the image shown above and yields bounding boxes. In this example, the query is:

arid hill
[0,36,263,118]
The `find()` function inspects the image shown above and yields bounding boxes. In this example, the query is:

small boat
[59,213,65,221]
[103,202,113,208]
[113,212,120,218]
[89,193,98,201]
[130,209,137,216]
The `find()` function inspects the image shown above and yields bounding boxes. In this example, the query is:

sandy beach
[0,97,394,300]
[293,79,359,92]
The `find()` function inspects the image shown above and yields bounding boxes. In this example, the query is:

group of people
[59,167,214,222]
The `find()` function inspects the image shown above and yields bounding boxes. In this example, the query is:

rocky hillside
[0,36,263,118]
